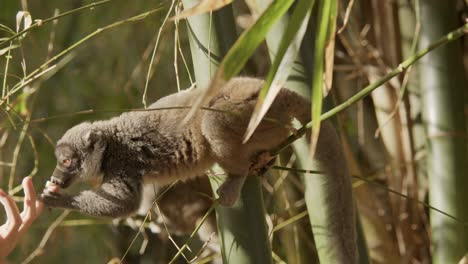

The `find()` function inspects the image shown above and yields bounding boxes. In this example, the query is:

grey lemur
[41,77,357,263]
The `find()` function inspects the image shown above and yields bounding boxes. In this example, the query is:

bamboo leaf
[183,0,295,124]
[171,0,233,20]
[219,0,294,79]
[310,0,336,156]
[242,0,314,143]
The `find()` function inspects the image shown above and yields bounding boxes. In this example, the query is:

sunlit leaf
[13,92,29,116]
[243,0,315,143]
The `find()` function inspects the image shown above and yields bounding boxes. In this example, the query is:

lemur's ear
[83,130,103,147]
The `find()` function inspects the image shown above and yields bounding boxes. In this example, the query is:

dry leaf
[16,11,32,32]
[323,37,335,95]
[323,14,337,96]
[171,0,233,20]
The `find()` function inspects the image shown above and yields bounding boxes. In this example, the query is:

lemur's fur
[42,77,357,263]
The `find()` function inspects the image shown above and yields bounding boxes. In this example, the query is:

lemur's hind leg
[202,80,304,207]
[216,173,247,207]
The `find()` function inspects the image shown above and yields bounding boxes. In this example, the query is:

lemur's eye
[62,158,72,167]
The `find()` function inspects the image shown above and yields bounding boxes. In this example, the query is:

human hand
[0,177,58,259]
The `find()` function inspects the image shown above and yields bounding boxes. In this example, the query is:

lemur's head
[50,122,106,188]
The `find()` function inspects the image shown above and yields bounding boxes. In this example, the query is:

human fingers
[36,184,60,215]
[0,189,22,239]
[19,177,38,233]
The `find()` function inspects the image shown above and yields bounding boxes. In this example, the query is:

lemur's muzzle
[51,167,76,188]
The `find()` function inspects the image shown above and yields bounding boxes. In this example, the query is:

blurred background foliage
[0,0,467,263]
[1,1,193,263]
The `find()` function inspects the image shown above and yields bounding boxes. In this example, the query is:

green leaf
[183,0,295,123]
[13,92,30,116]
[242,0,315,143]
[310,0,336,156]
[220,0,294,79]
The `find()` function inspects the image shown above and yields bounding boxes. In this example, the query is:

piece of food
[45,180,57,188]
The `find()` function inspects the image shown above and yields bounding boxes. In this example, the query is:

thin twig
[270,22,468,156]
[337,0,355,34]
[0,0,113,46]
[168,205,215,264]
[1,6,164,107]
[272,165,468,226]
[119,211,152,263]
[22,210,70,264]
[142,1,175,108]
[7,115,30,191]
[2,106,291,133]
[119,180,180,263]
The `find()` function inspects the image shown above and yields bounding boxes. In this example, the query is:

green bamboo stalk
[181,1,272,263]
[253,0,370,263]
[419,1,468,263]
[253,1,320,262]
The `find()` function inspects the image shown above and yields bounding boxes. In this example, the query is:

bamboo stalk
[419,1,468,263]
[254,0,369,262]
[180,1,272,263]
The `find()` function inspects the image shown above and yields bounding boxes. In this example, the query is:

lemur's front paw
[249,151,276,176]
[40,191,66,208]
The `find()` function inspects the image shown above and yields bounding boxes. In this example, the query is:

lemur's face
[49,123,105,189]
[51,144,82,188]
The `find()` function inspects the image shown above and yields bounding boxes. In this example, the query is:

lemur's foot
[216,176,246,207]
[249,151,276,176]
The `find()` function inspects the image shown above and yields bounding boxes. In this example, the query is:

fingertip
[22,176,34,190]
[22,177,37,198]
[22,176,32,184]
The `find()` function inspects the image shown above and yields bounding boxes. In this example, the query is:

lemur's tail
[275,88,358,263]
